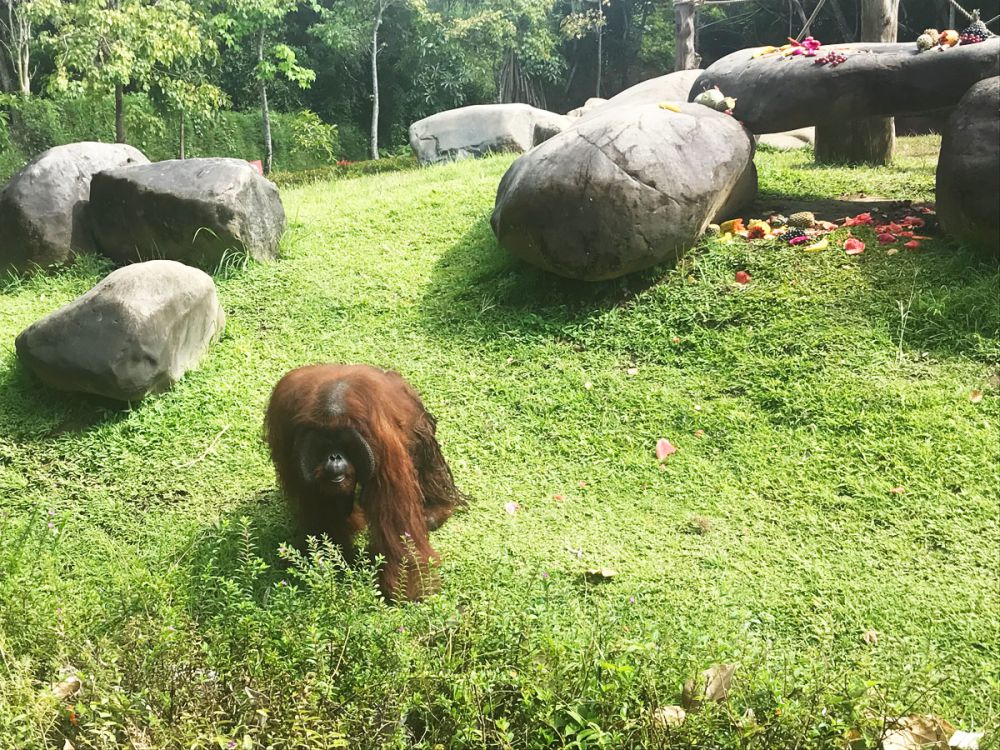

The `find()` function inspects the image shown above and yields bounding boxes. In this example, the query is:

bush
[0,93,342,182]
[270,153,420,189]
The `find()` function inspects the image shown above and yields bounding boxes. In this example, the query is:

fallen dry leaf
[52,675,82,701]
[652,705,686,729]
[682,663,737,708]
[970,390,983,404]
[862,629,879,645]
[694,429,705,438]
[949,730,984,749]
[882,714,955,750]
[890,486,906,495]
[656,438,677,461]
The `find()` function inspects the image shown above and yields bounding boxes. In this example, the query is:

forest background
[0,0,991,177]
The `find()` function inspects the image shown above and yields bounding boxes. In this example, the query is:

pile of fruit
[916,10,993,51]
[706,205,936,256]
[751,36,824,59]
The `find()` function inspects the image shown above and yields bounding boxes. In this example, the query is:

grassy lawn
[1,137,997,749]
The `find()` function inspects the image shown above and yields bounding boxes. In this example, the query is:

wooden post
[674,0,697,71]
[815,0,899,165]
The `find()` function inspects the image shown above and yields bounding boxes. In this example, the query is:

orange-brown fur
[265,364,465,600]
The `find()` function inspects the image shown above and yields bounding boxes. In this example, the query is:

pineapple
[960,10,993,44]
[922,28,941,45]
[916,33,936,51]
[788,211,815,229]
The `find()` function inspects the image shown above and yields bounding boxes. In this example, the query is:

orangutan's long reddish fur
[265,364,464,600]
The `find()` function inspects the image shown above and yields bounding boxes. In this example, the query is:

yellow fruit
[939,29,959,46]
[802,238,828,253]
[659,102,682,112]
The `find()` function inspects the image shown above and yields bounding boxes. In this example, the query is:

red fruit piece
[877,233,896,244]
[844,238,865,255]
[904,240,921,249]
[656,438,677,460]
[734,270,751,285]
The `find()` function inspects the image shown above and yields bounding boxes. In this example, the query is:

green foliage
[0,93,340,181]
[270,152,418,188]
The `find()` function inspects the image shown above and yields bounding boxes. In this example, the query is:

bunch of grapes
[778,228,807,243]
[814,50,847,67]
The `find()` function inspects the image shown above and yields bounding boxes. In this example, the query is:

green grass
[1,138,998,749]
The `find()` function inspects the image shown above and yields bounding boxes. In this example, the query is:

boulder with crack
[491,102,755,281]
[408,103,570,164]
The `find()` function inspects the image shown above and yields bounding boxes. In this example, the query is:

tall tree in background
[314,0,408,160]
[561,0,608,97]
[0,0,36,95]
[815,0,899,165]
[221,0,316,172]
[37,0,219,143]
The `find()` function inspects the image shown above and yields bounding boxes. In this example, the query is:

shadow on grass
[418,212,999,365]
[0,355,130,441]
[418,215,675,339]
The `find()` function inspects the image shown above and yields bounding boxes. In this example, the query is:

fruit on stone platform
[916,33,936,51]
[960,10,993,44]
[922,28,941,44]
[939,29,960,47]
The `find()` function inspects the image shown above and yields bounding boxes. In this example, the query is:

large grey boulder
[690,39,1000,133]
[408,104,570,164]
[574,69,703,123]
[88,158,285,269]
[0,142,149,274]
[491,103,755,281]
[936,76,999,255]
[15,260,225,401]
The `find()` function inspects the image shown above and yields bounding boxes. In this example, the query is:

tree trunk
[814,0,898,165]
[178,110,185,160]
[674,1,697,71]
[258,31,273,174]
[370,4,384,161]
[115,84,125,143]
[595,1,603,97]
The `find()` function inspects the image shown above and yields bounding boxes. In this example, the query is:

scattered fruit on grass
[788,211,815,228]
[802,237,829,252]
[904,240,921,249]
[719,218,745,234]
[878,232,897,244]
[844,238,865,255]
[656,438,677,460]
[779,228,808,243]
[886,248,899,256]
[704,223,721,236]
[746,220,770,239]
[970,389,984,404]
[734,270,751,285]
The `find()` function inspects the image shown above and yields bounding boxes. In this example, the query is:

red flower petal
[734,270,751,285]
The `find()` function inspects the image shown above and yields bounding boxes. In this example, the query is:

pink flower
[844,238,865,255]
[877,233,896,244]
